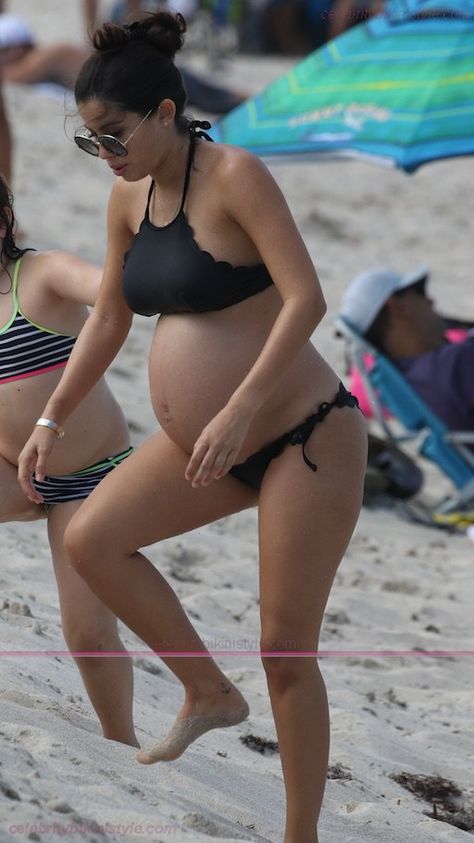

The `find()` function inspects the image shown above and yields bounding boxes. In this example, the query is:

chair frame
[336,316,474,513]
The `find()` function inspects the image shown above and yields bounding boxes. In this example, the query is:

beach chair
[335,316,474,514]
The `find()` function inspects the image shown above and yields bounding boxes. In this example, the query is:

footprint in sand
[133,657,162,676]
[0,689,97,735]
[181,812,250,839]
[164,542,204,565]
[170,566,202,584]
[0,689,37,708]
[0,779,21,801]
[1,599,32,616]
[325,610,351,625]
[381,580,420,595]
[45,799,73,814]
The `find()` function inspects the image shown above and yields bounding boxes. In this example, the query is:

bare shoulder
[18,249,59,282]
[202,142,290,222]
[21,250,101,305]
[202,142,271,187]
[25,250,97,279]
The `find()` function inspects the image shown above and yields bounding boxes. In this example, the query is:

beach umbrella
[210,0,474,172]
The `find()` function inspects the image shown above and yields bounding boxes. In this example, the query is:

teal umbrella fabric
[210,2,474,172]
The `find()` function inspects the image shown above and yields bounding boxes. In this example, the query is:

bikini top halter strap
[145,120,212,224]
[0,257,22,329]
[11,257,23,314]
[12,253,39,315]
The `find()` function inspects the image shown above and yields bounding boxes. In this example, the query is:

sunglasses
[74,108,153,157]
[395,276,428,299]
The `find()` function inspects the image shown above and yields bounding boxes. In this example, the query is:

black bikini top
[122,123,274,317]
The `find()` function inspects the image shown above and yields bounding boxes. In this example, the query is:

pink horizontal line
[0,650,473,658]
[0,361,67,385]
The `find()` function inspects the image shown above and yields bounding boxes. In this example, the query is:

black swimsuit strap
[285,383,359,472]
[145,146,193,221]
[178,132,196,215]
[145,123,205,222]
[179,121,213,210]
[145,180,155,221]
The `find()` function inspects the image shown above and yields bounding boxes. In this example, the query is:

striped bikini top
[0,257,76,385]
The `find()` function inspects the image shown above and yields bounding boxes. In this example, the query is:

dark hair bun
[92,11,186,60]
[92,22,130,52]
[137,11,186,59]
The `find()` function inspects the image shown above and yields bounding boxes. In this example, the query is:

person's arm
[3,48,55,85]
[2,46,80,86]
[0,77,12,184]
[124,0,143,20]
[185,148,326,486]
[41,251,102,308]
[83,0,99,36]
[17,182,135,501]
[222,152,325,411]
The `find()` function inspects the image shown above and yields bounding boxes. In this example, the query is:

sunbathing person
[0,11,244,114]
[0,174,137,747]
[340,267,474,433]
[0,14,87,89]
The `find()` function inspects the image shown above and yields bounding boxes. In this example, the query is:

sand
[1,2,474,842]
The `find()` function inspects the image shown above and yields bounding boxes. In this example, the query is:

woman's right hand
[18,427,58,503]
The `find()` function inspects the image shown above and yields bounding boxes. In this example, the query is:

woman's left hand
[185,404,254,487]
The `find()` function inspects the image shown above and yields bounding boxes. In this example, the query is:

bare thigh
[258,406,367,647]
[0,459,118,638]
[0,452,45,523]
[67,430,258,554]
[47,500,120,636]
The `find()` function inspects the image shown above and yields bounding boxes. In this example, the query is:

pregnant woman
[18,12,367,842]
[0,175,136,747]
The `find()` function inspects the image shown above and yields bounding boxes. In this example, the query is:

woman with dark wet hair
[18,11,367,841]
[0,175,137,747]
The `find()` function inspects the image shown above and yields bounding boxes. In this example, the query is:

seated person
[340,267,474,433]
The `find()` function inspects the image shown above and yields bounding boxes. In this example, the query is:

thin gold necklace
[151,137,191,227]
[152,188,179,227]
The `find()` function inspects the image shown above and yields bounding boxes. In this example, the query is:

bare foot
[137,685,249,764]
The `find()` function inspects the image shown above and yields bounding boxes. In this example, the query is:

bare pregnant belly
[148,292,341,459]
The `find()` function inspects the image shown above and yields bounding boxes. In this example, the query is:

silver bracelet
[35,418,65,440]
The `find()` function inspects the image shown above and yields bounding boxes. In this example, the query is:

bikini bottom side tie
[286,382,360,472]
[228,382,359,490]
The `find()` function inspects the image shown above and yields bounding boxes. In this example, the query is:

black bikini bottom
[229,382,359,491]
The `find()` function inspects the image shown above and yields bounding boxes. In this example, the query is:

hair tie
[124,20,145,41]
[188,120,213,142]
